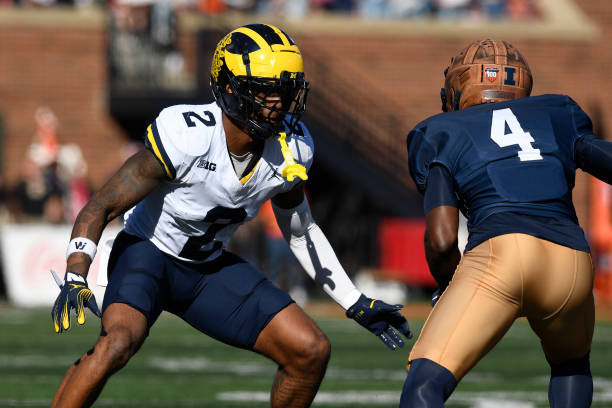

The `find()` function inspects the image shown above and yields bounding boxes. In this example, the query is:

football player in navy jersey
[49,24,411,408]
[399,39,612,407]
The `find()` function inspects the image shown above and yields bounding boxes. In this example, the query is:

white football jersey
[123,102,314,263]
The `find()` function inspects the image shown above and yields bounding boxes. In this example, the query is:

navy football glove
[51,270,101,333]
[431,282,450,307]
[431,289,442,307]
[346,294,413,350]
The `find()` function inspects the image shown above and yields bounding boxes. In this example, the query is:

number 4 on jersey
[490,108,542,161]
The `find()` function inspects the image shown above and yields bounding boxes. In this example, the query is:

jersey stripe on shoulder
[145,121,176,180]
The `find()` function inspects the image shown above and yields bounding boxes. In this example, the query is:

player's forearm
[67,197,115,276]
[272,198,361,309]
[575,136,612,185]
[288,224,361,310]
[66,149,165,277]
[424,231,460,289]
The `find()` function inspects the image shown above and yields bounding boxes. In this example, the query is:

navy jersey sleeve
[406,124,450,194]
[407,126,430,194]
[407,117,463,195]
[567,97,595,143]
[423,165,459,213]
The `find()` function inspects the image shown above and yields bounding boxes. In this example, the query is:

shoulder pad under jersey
[407,113,464,194]
[145,103,222,180]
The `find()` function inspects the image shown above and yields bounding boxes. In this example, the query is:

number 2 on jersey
[490,108,542,161]
[179,206,247,261]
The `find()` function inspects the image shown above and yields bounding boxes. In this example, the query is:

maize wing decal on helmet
[441,39,532,112]
[210,23,309,139]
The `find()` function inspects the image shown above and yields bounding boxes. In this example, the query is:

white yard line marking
[217,384,612,406]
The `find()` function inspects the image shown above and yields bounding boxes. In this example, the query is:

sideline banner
[1,224,120,307]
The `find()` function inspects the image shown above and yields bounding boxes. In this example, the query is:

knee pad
[399,359,457,408]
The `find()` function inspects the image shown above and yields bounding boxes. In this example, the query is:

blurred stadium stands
[0,0,611,304]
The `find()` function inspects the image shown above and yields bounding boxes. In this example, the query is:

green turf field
[1,305,611,407]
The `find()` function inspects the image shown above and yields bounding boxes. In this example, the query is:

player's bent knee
[96,326,144,371]
[290,331,331,372]
[399,359,457,408]
[302,332,331,367]
[548,353,592,408]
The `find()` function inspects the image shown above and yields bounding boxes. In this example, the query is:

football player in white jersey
[49,24,412,408]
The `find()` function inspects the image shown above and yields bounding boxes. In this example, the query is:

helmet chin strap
[246,117,277,140]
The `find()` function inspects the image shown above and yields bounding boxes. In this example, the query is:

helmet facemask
[227,71,309,140]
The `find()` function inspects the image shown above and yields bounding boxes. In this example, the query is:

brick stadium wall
[0,1,610,225]
[0,10,127,190]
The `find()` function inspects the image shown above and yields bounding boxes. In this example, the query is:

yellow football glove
[51,270,101,333]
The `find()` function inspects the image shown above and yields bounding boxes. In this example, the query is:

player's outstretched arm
[271,184,412,350]
[575,135,612,185]
[51,149,166,333]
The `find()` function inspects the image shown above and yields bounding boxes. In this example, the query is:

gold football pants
[408,233,594,380]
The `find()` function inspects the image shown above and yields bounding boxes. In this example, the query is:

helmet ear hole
[440,88,448,112]
[453,90,462,111]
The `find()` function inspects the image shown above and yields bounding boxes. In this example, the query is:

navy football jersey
[408,94,593,252]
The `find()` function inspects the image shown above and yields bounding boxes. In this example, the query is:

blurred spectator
[197,0,225,13]
[7,145,65,224]
[2,0,541,22]
[7,107,63,223]
[33,106,59,164]
[357,0,385,18]
[109,0,188,90]
[224,0,255,10]
[57,144,90,223]
[7,107,92,225]
[506,0,539,20]
[387,0,432,18]
[430,0,475,20]
[254,0,309,18]
[479,0,505,19]
[309,0,332,14]
[329,0,354,13]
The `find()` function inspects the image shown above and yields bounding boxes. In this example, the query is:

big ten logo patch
[197,159,217,171]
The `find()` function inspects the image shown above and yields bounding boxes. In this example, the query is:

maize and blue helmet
[210,23,309,139]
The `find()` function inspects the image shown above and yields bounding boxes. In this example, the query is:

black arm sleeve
[423,164,459,214]
[574,135,612,185]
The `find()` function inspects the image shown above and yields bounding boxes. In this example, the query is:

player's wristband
[66,237,97,262]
